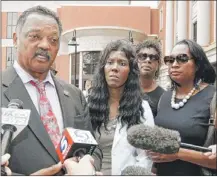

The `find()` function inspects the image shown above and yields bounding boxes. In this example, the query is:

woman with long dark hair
[88,40,154,175]
[148,39,216,175]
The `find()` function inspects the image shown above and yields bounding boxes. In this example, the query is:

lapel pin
[63,90,70,97]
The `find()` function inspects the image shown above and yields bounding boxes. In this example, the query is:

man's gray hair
[16,5,63,35]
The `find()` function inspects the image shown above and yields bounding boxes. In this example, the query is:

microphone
[56,128,98,163]
[127,124,212,154]
[121,166,154,176]
[1,99,31,175]
[1,99,31,149]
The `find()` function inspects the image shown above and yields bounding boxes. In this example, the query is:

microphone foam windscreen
[127,124,181,154]
[121,166,154,176]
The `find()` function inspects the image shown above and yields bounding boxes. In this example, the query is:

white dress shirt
[111,100,155,175]
[13,60,64,133]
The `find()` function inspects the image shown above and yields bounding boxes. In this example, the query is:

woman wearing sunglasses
[147,39,216,175]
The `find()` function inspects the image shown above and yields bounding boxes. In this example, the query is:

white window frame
[7,12,18,39]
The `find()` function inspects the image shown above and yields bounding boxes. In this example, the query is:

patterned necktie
[30,80,61,148]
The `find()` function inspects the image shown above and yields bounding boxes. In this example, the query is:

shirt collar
[13,60,55,86]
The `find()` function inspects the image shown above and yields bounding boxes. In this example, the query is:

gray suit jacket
[1,67,102,175]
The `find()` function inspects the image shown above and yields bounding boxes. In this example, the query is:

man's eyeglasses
[164,54,193,66]
[136,53,159,62]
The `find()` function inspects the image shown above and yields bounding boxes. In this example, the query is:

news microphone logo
[56,128,98,163]
[1,107,30,139]
[57,130,73,162]
[60,136,68,155]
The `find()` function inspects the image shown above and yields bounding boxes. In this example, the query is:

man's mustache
[33,49,51,61]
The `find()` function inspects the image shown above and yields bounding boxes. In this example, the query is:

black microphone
[1,99,31,175]
[121,166,154,176]
[127,124,212,154]
[56,128,98,163]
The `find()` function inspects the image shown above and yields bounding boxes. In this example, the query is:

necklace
[103,118,118,135]
[171,80,201,110]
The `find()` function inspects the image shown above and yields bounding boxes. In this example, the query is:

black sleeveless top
[154,85,215,176]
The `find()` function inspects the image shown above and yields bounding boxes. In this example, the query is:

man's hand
[64,155,103,175]
[1,154,12,176]
[30,162,62,176]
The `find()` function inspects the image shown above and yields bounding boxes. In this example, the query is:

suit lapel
[52,77,76,128]
[3,68,59,162]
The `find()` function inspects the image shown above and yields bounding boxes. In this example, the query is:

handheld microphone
[127,124,212,154]
[1,99,31,175]
[121,166,154,176]
[56,128,98,163]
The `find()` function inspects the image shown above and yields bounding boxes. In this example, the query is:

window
[159,7,163,30]
[83,51,100,75]
[71,52,80,86]
[193,21,197,42]
[6,47,17,68]
[7,12,18,39]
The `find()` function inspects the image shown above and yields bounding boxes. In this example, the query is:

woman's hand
[146,150,179,163]
[204,145,216,160]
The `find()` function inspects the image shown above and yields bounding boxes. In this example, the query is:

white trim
[59,26,149,55]
[2,2,158,12]
[69,54,72,84]
[2,39,14,47]
[62,26,146,37]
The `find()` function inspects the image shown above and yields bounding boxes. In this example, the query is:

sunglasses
[136,53,159,62]
[164,54,193,66]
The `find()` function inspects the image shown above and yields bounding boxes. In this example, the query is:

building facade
[157,0,216,88]
[1,1,216,90]
[1,1,159,90]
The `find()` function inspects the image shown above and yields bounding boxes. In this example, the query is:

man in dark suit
[1,5,102,175]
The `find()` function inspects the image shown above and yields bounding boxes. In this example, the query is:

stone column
[177,1,187,41]
[165,1,173,55]
[197,1,211,46]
